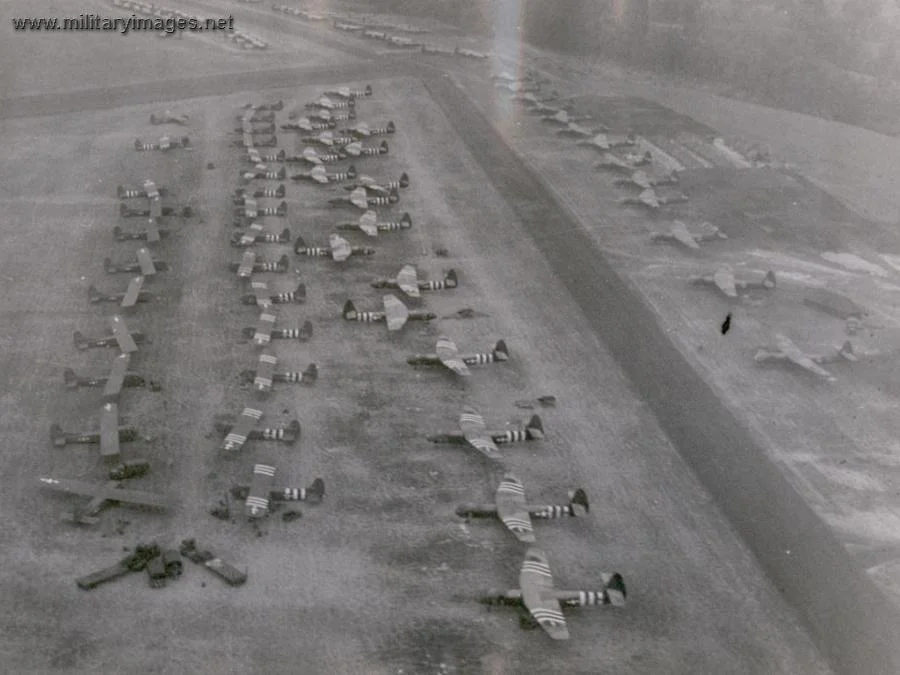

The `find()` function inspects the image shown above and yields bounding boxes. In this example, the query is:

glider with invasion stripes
[456,474,588,543]
[74,315,144,353]
[753,334,857,382]
[336,210,411,237]
[428,412,543,448]
[294,233,375,261]
[232,463,325,519]
[690,267,775,300]
[478,547,626,640]
[216,415,300,447]
[329,186,398,210]
[240,353,317,394]
[649,220,727,250]
[370,265,457,297]
[407,336,509,376]
[342,294,435,331]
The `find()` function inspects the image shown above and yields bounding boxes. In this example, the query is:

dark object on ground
[146,554,167,588]
[434,248,448,257]
[515,395,557,409]
[721,313,732,335]
[282,510,302,522]
[76,542,160,590]
[180,539,247,586]
[207,162,215,170]
[163,549,182,578]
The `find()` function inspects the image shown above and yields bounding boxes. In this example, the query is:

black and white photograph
[3,1,900,673]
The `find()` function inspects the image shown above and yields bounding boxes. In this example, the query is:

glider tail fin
[493,339,509,361]
[525,415,544,439]
[568,488,589,516]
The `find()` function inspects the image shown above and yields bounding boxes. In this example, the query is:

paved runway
[420,72,900,675]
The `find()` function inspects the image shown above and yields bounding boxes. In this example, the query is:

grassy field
[0,65,833,675]
[462,66,900,604]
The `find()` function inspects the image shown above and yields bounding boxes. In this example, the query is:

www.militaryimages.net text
[12,14,235,34]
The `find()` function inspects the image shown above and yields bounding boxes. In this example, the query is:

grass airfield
[0,50,831,675]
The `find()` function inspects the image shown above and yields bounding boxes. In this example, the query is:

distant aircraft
[233,199,289,222]
[50,402,134,461]
[753,334,856,381]
[230,225,292,248]
[240,165,286,181]
[119,202,181,218]
[341,139,389,158]
[232,464,325,519]
[291,164,357,184]
[305,95,355,111]
[216,416,301,446]
[540,110,593,126]
[63,352,145,400]
[456,474,588,543]
[117,180,166,199]
[297,130,358,148]
[37,475,170,525]
[329,186,399,210]
[74,315,144,353]
[336,210,412,236]
[239,281,305,306]
[304,106,355,123]
[343,172,409,195]
[240,360,317,393]
[456,45,489,59]
[88,276,157,309]
[104,249,166,276]
[577,133,637,152]
[134,136,191,151]
[245,148,285,164]
[690,267,775,300]
[150,110,189,125]
[477,547,626,640]
[430,412,543,447]
[233,184,285,202]
[342,294,436,331]
[294,234,375,261]
[284,147,348,166]
[387,35,423,48]
[113,221,167,243]
[420,43,455,56]
[240,319,313,345]
[407,336,509,375]
[333,20,365,32]
[650,220,727,250]
[614,170,679,190]
[555,122,599,138]
[339,121,395,138]
[227,253,291,275]
[370,265,457,297]
[619,188,688,209]
[281,118,336,132]
[594,151,653,173]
